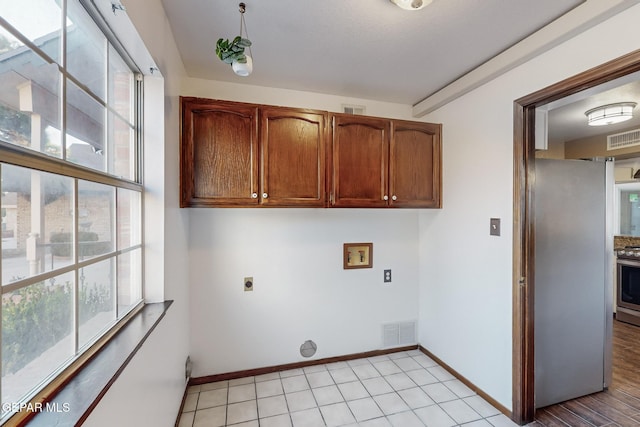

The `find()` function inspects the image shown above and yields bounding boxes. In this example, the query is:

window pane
[66,1,106,100]
[66,80,105,172]
[118,249,141,316]
[2,272,74,411]
[1,164,73,285]
[77,180,114,260]
[108,45,133,122]
[0,0,62,63]
[117,188,141,249]
[78,258,115,349]
[109,112,135,180]
[620,190,640,236]
[0,49,62,157]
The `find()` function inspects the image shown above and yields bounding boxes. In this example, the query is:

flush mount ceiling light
[585,102,637,126]
[215,2,253,77]
[389,0,433,10]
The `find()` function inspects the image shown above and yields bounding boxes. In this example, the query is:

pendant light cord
[239,4,253,58]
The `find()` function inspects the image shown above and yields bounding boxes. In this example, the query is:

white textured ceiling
[161,0,585,105]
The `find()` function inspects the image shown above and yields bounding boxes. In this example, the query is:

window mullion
[73,179,79,355]
[136,77,143,184]
[61,0,68,162]
[114,189,119,318]
[104,40,110,176]
[0,162,3,409]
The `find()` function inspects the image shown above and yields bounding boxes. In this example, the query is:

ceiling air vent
[607,129,640,151]
[342,104,366,115]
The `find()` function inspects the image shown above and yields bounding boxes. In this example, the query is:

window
[616,182,640,236]
[0,0,143,422]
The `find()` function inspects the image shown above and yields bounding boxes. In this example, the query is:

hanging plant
[216,36,252,65]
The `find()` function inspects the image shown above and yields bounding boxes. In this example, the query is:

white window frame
[0,0,145,423]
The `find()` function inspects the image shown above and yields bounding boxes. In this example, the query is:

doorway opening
[512,48,640,424]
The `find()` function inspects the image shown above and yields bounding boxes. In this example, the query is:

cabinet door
[181,98,259,207]
[331,114,390,207]
[390,120,441,208]
[260,107,327,207]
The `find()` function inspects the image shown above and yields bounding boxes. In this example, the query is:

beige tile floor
[178,350,519,427]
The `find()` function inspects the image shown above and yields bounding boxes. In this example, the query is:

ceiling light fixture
[215,2,253,77]
[585,102,637,126]
[389,0,433,11]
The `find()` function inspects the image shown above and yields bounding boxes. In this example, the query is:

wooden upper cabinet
[181,97,259,207]
[181,97,442,209]
[390,120,442,208]
[331,114,390,207]
[260,107,327,207]
[331,114,442,208]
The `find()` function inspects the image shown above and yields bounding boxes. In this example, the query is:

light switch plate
[490,218,501,236]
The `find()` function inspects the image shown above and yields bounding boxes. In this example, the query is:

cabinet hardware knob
[251,193,258,198]
[262,193,268,199]
[392,195,397,201]
[383,195,388,201]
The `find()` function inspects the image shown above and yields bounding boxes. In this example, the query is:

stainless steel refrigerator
[534,158,614,408]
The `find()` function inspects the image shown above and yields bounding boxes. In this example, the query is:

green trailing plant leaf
[215,35,252,66]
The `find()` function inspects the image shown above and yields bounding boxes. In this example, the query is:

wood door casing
[260,107,327,206]
[512,48,640,425]
[331,114,389,207]
[390,121,442,208]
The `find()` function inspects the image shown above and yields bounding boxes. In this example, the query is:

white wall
[83,309,184,427]
[84,0,190,425]
[183,80,425,376]
[417,3,640,410]
[183,77,415,118]
[188,208,420,376]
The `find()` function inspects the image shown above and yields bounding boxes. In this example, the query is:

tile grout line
[182,353,518,427]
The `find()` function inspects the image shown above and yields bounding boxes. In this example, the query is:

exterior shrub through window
[0,0,143,421]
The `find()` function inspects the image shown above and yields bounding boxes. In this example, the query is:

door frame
[512,48,640,424]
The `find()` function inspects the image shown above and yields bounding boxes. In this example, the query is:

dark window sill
[21,301,173,427]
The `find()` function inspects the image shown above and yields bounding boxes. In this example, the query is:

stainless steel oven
[616,246,640,326]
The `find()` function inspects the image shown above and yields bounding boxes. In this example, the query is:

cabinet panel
[390,121,441,208]
[331,114,389,207]
[181,98,258,207]
[260,108,327,206]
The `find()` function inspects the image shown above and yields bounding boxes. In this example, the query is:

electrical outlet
[384,269,392,283]
[244,277,253,292]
